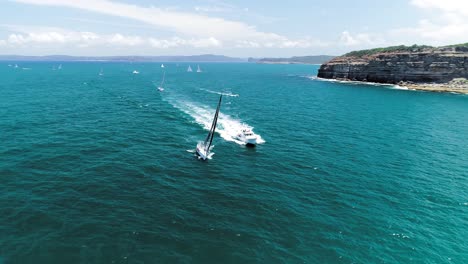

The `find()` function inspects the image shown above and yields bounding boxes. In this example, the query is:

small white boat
[58,64,62,70]
[236,128,258,146]
[187,65,193,72]
[99,68,104,76]
[161,64,165,68]
[132,70,139,74]
[196,95,222,160]
[14,64,18,68]
[158,87,164,92]
[196,65,202,73]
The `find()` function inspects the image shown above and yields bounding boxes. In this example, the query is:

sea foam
[169,99,265,146]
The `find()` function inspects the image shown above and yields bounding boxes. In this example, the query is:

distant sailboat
[196,95,222,160]
[187,65,193,72]
[58,64,62,70]
[161,64,165,68]
[133,70,139,74]
[99,68,104,76]
[14,64,18,68]
[196,65,202,73]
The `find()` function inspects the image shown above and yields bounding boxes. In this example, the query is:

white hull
[158,87,164,92]
[196,142,210,160]
[236,129,258,146]
[236,136,257,145]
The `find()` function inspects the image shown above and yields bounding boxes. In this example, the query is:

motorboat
[236,128,258,146]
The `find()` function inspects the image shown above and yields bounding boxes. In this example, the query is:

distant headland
[0,54,246,62]
[0,54,336,65]
[249,55,335,65]
[317,43,468,94]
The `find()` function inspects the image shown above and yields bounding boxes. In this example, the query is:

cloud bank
[11,0,319,49]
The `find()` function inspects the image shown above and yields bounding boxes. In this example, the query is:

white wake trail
[199,88,239,97]
[170,99,265,145]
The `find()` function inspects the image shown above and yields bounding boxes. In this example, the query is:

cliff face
[317,48,468,83]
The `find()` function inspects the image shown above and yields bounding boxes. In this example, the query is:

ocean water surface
[0,62,467,263]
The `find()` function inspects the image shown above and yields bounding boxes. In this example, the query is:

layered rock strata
[317,47,468,93]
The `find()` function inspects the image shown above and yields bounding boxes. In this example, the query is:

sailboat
[196,65,202,73]
[99,68,104,76]
[161,64,165,68]
[158,71,165,92]
[196,95,222,160]
[187,65,193,72]
[58,64,62,70]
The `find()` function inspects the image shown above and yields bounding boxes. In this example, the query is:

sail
[197,65,202,72]
[161,64,165,68]
[204,95,222,152]
[187,65,192,72]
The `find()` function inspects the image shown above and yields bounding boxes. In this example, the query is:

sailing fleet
[151,63,260,160]
[11,61,260,160]
[121,63,261,158]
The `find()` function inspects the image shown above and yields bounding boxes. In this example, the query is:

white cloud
[148,36,222,48]
[10,0,330,52]
[389,0,468,45]
[1,25,326,51]
[340,31,384,47]
[11,0,284,43]
[235,40,260,48]
[410,0,468,16]
[0,24,230,51]
[2,30,104,47]
[194,5,232,13]
[336,1,468,51]
[108,34,144,46]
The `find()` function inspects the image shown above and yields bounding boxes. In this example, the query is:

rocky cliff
[317,46,468,84]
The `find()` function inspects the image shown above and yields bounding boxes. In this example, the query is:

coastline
[402,82,468,94]
[315,77,468,95]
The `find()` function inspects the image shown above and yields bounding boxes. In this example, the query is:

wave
[168,99,265,146]
[309,76,410,90]
[200,88,239,97]
[391,85,409,90]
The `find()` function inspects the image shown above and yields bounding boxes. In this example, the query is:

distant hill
[252,55,335,64]
[0,54,246,62]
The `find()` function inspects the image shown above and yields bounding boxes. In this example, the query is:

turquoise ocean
[0,62,467,263]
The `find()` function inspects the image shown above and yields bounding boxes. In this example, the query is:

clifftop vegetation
[343,43,468,58]
[343,45,433,57]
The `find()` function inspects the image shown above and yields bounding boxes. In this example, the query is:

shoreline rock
[317,46,468,94]
[401,79,468,94]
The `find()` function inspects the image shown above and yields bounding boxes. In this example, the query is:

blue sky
[1,0,467,57]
